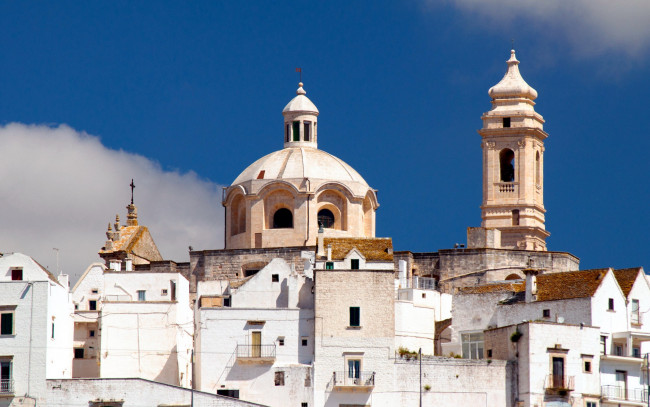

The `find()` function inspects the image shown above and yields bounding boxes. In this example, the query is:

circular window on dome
[273,208,293,229]
[318,209,335,228]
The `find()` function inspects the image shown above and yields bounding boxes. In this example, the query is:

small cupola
[282,82,319,148]
[488,50,538,114]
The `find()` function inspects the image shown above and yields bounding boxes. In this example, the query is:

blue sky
[0,1,648,276]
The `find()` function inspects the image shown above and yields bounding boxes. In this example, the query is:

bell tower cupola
[282,82,319,149]
[478,49,550,251]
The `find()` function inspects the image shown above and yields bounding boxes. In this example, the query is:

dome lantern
[282,82,319,148]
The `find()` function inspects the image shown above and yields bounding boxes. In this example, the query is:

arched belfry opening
[272,208,293,229]
[499,149,515,182]
[535,151,541,186]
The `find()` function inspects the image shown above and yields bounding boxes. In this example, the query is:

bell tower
[478,50,549,251]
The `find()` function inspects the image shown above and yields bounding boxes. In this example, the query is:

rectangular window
[631,299,640,324]
[503,117,511,128]
[224,296,231,307]
[51,322,55,339]
[614,344,623,356]
[137,290,146,302]
[89,300,97,311]
[350,259,359,270]
[216,389,239,398]
[301,337,308,346]
[91,289,99,294]
[11,269,22,281]
[170,280,176,301]
[347,359,361,379]
[285,124,290,143]
[586,402,598,407]
[271,274,279,282]
[274,371,285,386]
[303,121,311,141]
[584,360,591,373]
[74,348,84,359]
[292,121,300,141]
[512,209,520,226]
[543,309,551,318]
[302,403,308,407]
[278,337,284,346]
[89,330,95,337]
[349,307,360,327]
[0,313,14,335]
[633,347,641,358]
[600,335,607,355]
[325,262,334,270]
[608,298,614,310]
[487,349,492,358]
[461,332,485,359]
[0,360,11,391]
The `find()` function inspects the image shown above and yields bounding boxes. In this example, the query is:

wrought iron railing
[332,371,375,387]
[0,379,14,394]
[602,385,648,402]
[414,276,437,290]
[544,375,574,391]
[235,344,276,359]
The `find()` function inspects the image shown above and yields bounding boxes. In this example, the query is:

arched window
[317,209,335,228]
[505,273,522,281]
[273,208,293,229]
[535,151,540,186]
[500,149,515,182]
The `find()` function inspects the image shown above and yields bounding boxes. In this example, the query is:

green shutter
[326,262,334,270]
[349,307,360,327]
[293,121,300,141]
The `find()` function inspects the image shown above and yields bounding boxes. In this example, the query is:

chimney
[125,259,133,271]
[398,260,407,286]
[109,260,121,271]
[523,268,539,303]
[317,225,325,257]
[327,244,332,261]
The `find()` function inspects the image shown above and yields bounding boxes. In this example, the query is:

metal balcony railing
[0,379,14,394]
[235,344,276,359]
[602,385,649,403]
[544,375,574,391]
[414,276,437,291]
[332,371,375,387]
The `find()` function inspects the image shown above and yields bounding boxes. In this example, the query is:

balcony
[235,344,276,364]
[602,385,648,405]
[495,182,517,194]
[544,375,574,392]
[331,371,375,392]
[0,379,14,395]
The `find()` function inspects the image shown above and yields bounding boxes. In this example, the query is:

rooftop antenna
[295,67,302,83]
[53,248,60,275]
[511,38,515,50]
[130,179,136,205]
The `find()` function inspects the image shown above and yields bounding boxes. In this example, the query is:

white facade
[0,252,73,406]
[195,259,314,407]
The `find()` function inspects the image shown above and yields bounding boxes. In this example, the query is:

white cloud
[0,123,224,281]
[438,0,650,57]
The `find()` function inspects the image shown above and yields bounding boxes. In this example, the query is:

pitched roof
[319,237,393,261]
[458,281,525,295]
[613,267,644,298]
[99,225,144,254]
[535,268,609,301]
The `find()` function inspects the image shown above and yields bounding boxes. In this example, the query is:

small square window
[349,307,360,327]
[325,262,334,270]
[301,337,308,346]
[584,360,591,372]
[137,290,146,302]
[278,337,285,346]
[608,298,614,311]
[74,348,84,359]
[422,293,426,299]
[350,259,359,270]
[542,309,550,318]
[302,403,308,407]
[161,289,168,296]
[271,274,279,282]
[74,304,79,310]
[89,300,97,311]
[11,269,23,281]
[274,371,285,386]
[89,330,95,338]
[91,289,99,294]
[503,117,511,128]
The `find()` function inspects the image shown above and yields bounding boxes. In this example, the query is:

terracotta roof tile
[319,237,393,261]
[535,268,609,301]
[458,281,525,294]
[613,267,643,298]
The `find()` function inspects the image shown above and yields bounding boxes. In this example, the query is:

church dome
[488,50,538,101]
[231,147,369,189]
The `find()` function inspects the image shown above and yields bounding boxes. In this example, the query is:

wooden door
[552,357,564,388]
[251,331,261,357]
